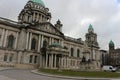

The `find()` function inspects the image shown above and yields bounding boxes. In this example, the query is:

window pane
[31,38,36,50]
[4,55,7,61]
[8,35,14,48]
[77,49,80,57]
[34,56,38,64]
[9,54,14,62]
[71,48,74,57]
[29,55,33,63]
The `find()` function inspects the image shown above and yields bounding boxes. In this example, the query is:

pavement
[0,67,16,80]
[0,67,14,71]
[0,67,120,80]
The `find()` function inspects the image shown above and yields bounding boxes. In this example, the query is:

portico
[40,44,69,69]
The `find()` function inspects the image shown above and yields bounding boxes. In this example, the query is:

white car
[102,65,117,72]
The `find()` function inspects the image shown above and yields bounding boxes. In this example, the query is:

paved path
[0,68,119,80]
[0,69,73,80]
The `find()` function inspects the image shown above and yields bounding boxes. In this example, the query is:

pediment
[30,22,64,36]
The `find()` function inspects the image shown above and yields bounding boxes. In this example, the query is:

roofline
[0,17,22,28]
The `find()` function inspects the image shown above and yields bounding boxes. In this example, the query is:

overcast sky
[0,0,120,50]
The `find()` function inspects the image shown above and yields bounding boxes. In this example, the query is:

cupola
[88,24,94,33]
[109,40,115,50]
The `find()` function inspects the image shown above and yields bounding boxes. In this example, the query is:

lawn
[39,69,120,78]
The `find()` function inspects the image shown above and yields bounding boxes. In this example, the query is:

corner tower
[109,40,115,50]
[55,20,63,32]
[18,0,51,25]
[85,24,100,68]
[85,24,98,47]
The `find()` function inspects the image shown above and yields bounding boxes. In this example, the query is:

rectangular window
[34,56,38,64]
[4,55,7,62]
[9,54,14,62]
[29,55,33,63]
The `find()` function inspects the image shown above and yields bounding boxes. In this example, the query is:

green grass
[39,69,120,78]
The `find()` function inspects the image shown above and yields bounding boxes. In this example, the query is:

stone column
[45,54,48,68]
[40,15,42,22]
[49,54,51,67]
[66,56,67,68]
[0,29,5,47]
[40,35,44,48]
[28,33,32,50]
[54,54,57,68]
[37,12,39,22]
[38,14,41,23]
[14,32,19,49]
[26,32,29,50]
[38,35,41,52]
[63,57,66,68]
[49,37,52,45]
[61,57,63,68]
[59,57,62,69]
[3,30,8,47]
[75,60,77,69]
[51,54,53,68]
[33,12,35,21]
[51,38,54,44]
[62,58,64,68]
[68,59,70,69]
[61,40,63,47]
[59,40,61,44]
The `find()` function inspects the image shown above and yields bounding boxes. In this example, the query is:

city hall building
[109,40,120,67]
[0,0,101,70]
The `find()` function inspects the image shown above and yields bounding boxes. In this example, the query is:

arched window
[7,35,14,48]
[77,49,80,58]
[71,48,74,57]
[4,55,7,62]
[29,55,33,63]
[31,38,37,50]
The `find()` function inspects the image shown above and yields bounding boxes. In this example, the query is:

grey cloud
[0,0,120,50]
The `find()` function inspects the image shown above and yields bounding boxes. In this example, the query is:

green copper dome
[109,40,114,47]
[88,24,94,30]
[30,0,45,7]
[49,43,62,48]
[88,24,94,33]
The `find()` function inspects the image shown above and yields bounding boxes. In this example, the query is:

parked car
[102,65,117,72]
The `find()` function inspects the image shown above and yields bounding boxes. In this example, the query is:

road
[0,69,76,80]
[0,69,118,80]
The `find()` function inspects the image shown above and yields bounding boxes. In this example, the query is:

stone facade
[0,0,101,70]
[100,50,109,66]
[109,40,120,67]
